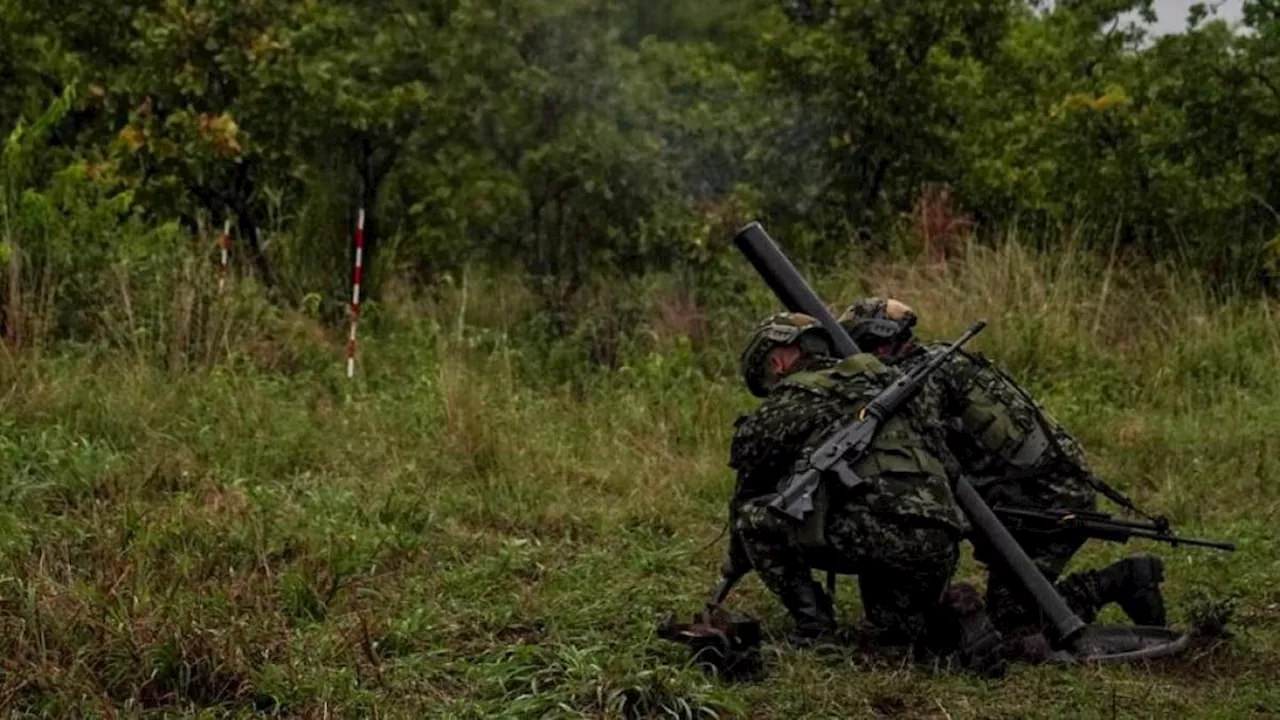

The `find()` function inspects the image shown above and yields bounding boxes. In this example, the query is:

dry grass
[0,234,1274,716]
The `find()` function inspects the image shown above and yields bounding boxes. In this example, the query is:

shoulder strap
[778,369,837,395]
[977,354,1163,522]
[828,353,890,376]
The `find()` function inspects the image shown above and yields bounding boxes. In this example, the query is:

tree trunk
[233,204,277,289]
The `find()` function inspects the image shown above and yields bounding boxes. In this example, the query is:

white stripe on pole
[218,220,231,295]
[346,209,366,378]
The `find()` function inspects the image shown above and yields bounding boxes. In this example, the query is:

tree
[754,0,1019,251]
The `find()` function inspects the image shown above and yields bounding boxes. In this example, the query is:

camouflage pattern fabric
[838,298,1158,631]
[728,353,965,644]
[733,497,958,645]
[896,343,1098,630]
[837,297,1092,511]
[827,506,959,645]
[902,343,1096,508]
[739,312,834,398]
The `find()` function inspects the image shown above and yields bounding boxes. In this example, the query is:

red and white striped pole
[218,220,231,295]
[346,208,365,378]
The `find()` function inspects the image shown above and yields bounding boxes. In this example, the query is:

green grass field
[0,240,1277,717]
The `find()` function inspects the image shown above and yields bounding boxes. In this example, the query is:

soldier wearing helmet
[738,312,839,398]
[838,298,1166,635]
[725,312,1004,671]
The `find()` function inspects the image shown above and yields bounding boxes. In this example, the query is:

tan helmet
[837,297,918,352]
[740,312,833,397]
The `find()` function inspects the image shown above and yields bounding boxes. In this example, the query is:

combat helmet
[740,312,833,398]
[837,297,918,355]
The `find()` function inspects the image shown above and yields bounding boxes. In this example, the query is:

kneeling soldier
[730,312,982,659]
[838,297,1166,634]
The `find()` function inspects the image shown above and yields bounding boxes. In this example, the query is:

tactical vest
[777,355,967,547]
[919,346,1058,474]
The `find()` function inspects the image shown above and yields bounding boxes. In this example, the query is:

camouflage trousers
[734,493,960,646]
[973,471,1097,633]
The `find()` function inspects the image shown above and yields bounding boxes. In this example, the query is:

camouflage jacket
[901,342,1095,508]
[728,354,968,532]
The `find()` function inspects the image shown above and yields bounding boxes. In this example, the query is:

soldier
[837,297,1166,634]
[729,312,1001,668]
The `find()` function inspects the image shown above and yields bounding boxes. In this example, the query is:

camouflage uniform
[903,342,1099,630]
[839,298,1165,632]
[729,351,968,647]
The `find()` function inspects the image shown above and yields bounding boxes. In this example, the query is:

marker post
[218,220,232,296]
[346,209,365,378]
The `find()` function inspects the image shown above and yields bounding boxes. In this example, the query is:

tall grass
[0,232,1276,716]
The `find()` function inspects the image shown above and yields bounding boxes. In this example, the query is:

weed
[0,235,1275,716]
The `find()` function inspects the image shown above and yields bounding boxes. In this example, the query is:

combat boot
[1058,554,1166,626]
[782,580,838,646]
[930,583,1008,678]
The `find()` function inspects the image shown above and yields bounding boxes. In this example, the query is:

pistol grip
[832,462,864,489]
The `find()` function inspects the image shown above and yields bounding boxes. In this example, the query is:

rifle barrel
[1078,522,1236,552]
[993,506,1236,552]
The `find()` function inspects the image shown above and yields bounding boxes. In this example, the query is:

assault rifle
[769,321,986,521]
[993,506,1236,552]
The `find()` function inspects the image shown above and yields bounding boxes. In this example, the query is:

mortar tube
[955,476,1086,647]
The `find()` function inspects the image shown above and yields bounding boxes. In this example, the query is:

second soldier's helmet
[838,297,918,354]
[740,312,833,398]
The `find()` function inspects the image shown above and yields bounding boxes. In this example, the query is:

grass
[0,237,1277,717]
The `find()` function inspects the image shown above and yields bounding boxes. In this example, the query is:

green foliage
[753,0,1019,249]
[0,242,1275,714]
[943,0,1280,282]
[8,2,1280,715]
[1,87,191,344]
[8,0,1280,324]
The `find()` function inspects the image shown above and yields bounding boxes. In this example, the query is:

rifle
[993,505,1236,552]
[769,321,986,520]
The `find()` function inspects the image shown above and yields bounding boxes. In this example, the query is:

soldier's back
[780,355,967,532]
[911,343,1094,509]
